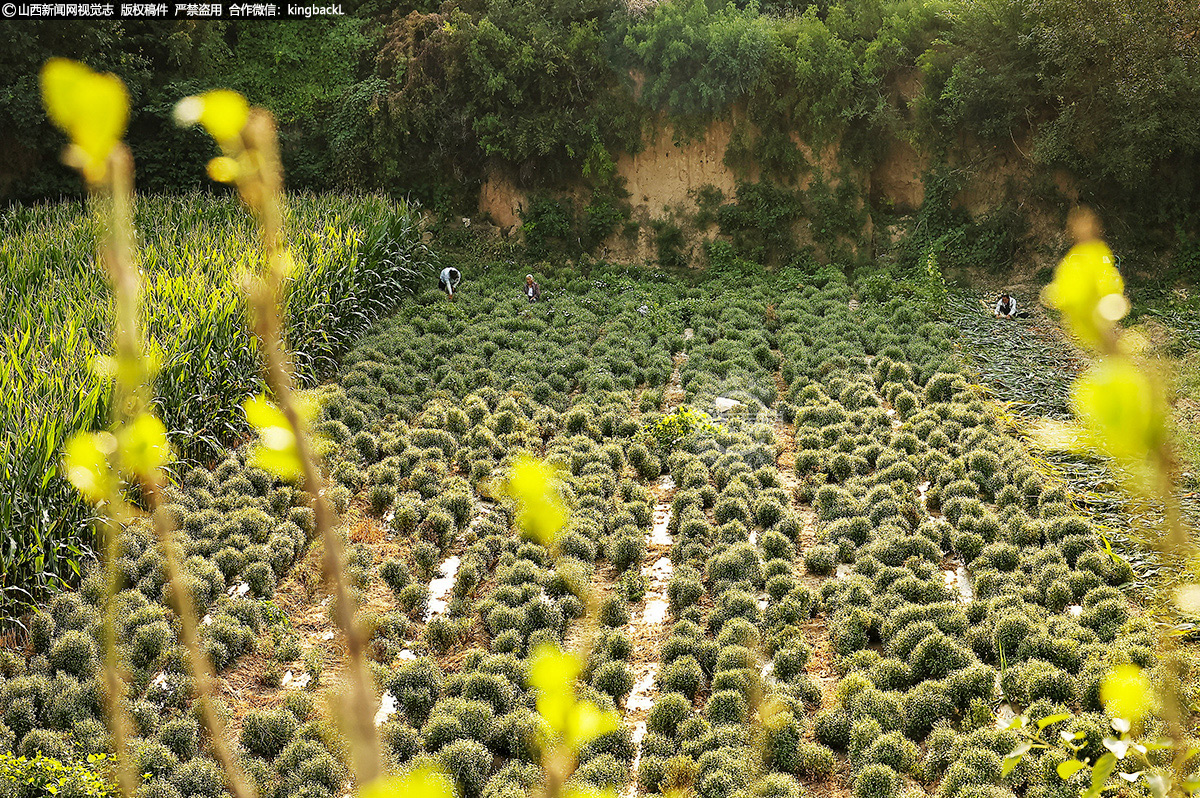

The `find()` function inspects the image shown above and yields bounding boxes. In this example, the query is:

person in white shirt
[995,293,1016,319]
[439,266,461,299]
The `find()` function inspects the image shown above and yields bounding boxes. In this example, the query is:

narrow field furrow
[620,348,687,797]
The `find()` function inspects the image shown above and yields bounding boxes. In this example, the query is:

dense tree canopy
[2,0,1198,249]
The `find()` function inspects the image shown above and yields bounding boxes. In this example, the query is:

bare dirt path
[771,359,848,798]
[620,348,688,798]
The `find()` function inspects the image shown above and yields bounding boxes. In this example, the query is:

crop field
[0,258,1159,798]
[0,193,432,614]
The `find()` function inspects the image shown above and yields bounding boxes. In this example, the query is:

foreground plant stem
[98,144,256,798]
[237,110,381,785]
[94,145,138,798]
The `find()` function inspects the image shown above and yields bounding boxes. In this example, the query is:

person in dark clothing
[439,266,461,299]
[524,274,541,302]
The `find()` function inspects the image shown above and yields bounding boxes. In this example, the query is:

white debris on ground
[944,563,974,602]
[624,721,649,798]
[320,630,335,641]
[886,408,901,428]
[227,582,250,598]
[282,670,312,690]
[626,672,657,712]
[633,539,674,634]
[469,502,494,532]
[1067,604,1083,617]
[423,501,492,623]
[916,480,938,523]
[643,598,669,626]
[398,649,416,660]
[683,328,694,340]
[374,691,398,726]
[649,478,674,545]
[622,476,676,792]
[424,555,462,621]
[714,397,744,413]
[642,557,673,625]
[836,563,853,580]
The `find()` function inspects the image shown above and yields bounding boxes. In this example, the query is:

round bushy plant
[598,597,631,628]
[658,655,704,700]
[439,739,492,798]
[705,689,748,724]
[48,630,97,679]
[854,764,900,798]
[668,572,704,613]
[240,708,298,760]
[647,693,692,737]
[804,545,837,575]
[170,757,226,798]
[592,660,634,702]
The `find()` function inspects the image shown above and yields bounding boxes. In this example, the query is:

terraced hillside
[0,263,1151,798]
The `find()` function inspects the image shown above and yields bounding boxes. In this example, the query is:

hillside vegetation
[3,0,1199,272]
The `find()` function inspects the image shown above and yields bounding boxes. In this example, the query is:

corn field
[0,192,434,625]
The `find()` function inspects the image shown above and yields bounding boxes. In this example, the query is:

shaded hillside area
[3,0,1199,276]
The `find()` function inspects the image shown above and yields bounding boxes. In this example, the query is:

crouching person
[439,266,462,300]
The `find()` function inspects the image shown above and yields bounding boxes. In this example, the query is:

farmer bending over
[995,292,1017,319]
[439,266,461,299]
[524,274,541,302]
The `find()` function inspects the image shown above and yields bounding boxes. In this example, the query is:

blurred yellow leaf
[1176,584,1200,617]
[527,643,617,750]
[358,765,455,798]
[1070,357,1165,477]
[565,700,619,748]
[244,393,290,431]
[529,642,579,734]
[117,412,171,478]
[504,457,568,545]
[1101,665,1152,722]
[293,389,320,424]
[243,394,302,480]
[40,58,129,181]
[63,431,117,503]
[206,156,239,183]
[90,355,117,380]
[1058,759,1087,780]
[198,89,249,142]
[1042,239,1125,350]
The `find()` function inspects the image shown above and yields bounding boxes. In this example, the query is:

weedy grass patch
[0,193,433,621]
